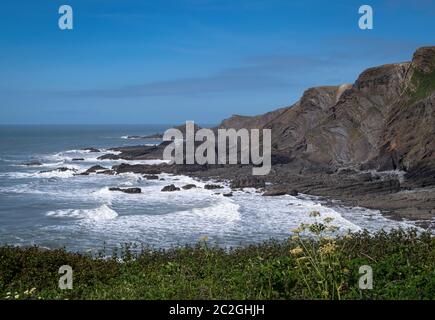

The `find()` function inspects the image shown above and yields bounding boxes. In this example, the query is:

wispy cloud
[53,72,290,98]
[46,33,427,100]
[51,54,340,98]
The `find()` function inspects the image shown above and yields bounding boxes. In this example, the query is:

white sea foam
[33,161,65,168]
[176,197,241,222]
[229,192,364,235]
[23,149,169,174]
[120,136,159,142]
[46,204,118,221]
[0,185,45,195]
[2,168,78,179]
[46,149,120,162]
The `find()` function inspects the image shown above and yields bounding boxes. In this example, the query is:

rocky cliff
[218,46,435,185]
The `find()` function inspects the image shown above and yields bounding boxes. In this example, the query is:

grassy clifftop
[406,46,435,105]
[1,229,434,300]
[406,69,435,105]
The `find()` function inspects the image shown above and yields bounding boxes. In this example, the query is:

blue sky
[0,0,434,124]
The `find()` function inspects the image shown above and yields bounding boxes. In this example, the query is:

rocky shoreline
[68,142,434,230]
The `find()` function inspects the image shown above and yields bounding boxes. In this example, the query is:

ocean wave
[91,187,131,201]
[29,149,166,170]
[46,204,118,221]
[45,149,120,162]
[15,161,66,168]
[185,197,241,222]
[63,149,88,154]
[231,192,363,235]
[120,135,148,140]
[1,168,78,179]
[0,185,45,195]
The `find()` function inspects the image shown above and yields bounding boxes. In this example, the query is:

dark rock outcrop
[109,187,142,194]
[144,174,159,180]
[262,190,286,196]
[97,170,115,175]
[161,184,180,192]
[204,184,223,190]
[99,145,164,161]
[262,187,298,197]
[113,163,163,175]
[230,176,265,189]
[39,167,77,174]
[182,184,197,190]
[86,165,108,173]
[23,161,42,166]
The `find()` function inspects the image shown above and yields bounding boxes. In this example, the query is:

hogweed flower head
[290,247,304,256]
[319,241,337,255]
[291,227,303,234]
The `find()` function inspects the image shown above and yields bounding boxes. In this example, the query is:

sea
[0,125,420,253]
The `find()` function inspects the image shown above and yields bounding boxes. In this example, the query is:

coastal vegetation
[407,69,435,105]
[1,225,433,300]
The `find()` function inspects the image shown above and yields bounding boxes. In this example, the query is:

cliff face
[218,46,435,185]
[267,86,341,154]
[375,47,435,186]
[303,62,410,167]
[218,107,288,130]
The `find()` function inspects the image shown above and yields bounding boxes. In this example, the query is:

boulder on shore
[109,187,141,194]
[230,177,265,189]
[86,165,108,173]
[39,167,77,174]
[22,161,43,166]
[182,184,197,190]
[204,184,224,190]
[144,174,159,180]
[98,154,121,160]
[97,170,115,175]
[263,187,298,197]
[161,184,180,192]
[113,163,162,175]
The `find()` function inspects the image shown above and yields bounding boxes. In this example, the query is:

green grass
[406,69,435,105]
[0,229,434,300]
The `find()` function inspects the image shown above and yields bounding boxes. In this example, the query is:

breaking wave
[46,204,118,221]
